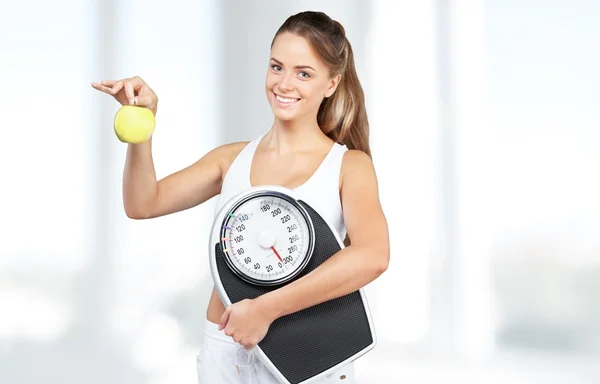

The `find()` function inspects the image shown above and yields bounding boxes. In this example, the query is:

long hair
[271,11,371,158]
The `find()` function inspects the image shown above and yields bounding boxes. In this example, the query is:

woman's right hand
[91,76,158,115]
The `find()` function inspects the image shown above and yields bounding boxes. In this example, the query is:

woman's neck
[265,117,329,154]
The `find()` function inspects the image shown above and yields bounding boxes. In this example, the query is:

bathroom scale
[209,185,376,384]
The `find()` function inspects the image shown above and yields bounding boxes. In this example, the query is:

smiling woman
[92,9,389,384]
[266,33,335,122]
[265,15,370,158]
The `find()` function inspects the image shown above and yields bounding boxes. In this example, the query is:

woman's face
[265,32,339,123]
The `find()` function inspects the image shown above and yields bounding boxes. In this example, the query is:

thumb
[218,306,232,331]
[133,95,155,108]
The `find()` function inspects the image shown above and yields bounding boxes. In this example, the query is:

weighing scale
[209,185,376,384]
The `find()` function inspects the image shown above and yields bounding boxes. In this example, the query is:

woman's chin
[271,108,297,121]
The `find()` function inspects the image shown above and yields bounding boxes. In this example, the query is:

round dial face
[220,191,314,286]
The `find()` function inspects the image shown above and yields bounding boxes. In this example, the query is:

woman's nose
[278,74,295,92]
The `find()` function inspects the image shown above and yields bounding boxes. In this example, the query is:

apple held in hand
[113,105,155,144]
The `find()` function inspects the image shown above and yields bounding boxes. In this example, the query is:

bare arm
[256,149,390,320]
[124,140,247,219]
[92,76,248,219]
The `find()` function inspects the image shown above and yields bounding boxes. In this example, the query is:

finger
[244,343,255,350]
[218,307,232,331]
[219,308,232,331]
[91,82,106,90]
[91,82,115,94]
[129,76,146,89]
[110,81,124,95]
[92,80,120,90]
[128,76,147,94]
[124,81,135,105]
[134,94,154,107]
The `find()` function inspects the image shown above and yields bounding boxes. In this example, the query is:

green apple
[113,105,155,144]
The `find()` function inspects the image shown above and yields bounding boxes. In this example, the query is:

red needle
[271,246,283,263]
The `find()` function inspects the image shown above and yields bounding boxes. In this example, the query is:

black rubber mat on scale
[214,201,373,384]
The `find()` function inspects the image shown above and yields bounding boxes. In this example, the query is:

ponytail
[317,37,370,158]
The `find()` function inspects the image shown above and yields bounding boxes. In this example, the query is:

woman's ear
[325,74,342,98]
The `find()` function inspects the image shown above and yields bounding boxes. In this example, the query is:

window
[485,0,600,355]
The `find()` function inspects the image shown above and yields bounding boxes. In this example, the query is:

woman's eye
[271,65,282,71]
[299,72,310,78]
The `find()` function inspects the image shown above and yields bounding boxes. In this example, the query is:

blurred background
[1,0,599,383]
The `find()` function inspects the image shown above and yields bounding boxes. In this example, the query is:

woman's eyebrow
[270,57,315,72]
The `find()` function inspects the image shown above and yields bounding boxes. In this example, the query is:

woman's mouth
[274,93,300,105]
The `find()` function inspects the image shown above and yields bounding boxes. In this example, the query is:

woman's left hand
[218,298,275,350]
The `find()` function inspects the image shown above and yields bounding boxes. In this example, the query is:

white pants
[196,318,357,384]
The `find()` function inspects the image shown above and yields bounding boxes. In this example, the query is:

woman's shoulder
[216,140,251,154]
[341,149,372,168]
[211,140,251,171]
[340,149,375,184]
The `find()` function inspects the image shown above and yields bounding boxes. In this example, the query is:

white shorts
[196,318,357,384]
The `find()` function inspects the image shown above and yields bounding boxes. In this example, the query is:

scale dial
[218,189,315,286]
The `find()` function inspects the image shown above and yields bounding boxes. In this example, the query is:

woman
[92,10,389,384]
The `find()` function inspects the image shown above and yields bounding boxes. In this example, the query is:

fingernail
[134,97,139,105]
[129,99,134,105]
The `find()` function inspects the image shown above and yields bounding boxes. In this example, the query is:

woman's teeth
[275,94,299,104]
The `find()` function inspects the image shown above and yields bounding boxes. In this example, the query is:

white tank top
[214,134,348,241]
